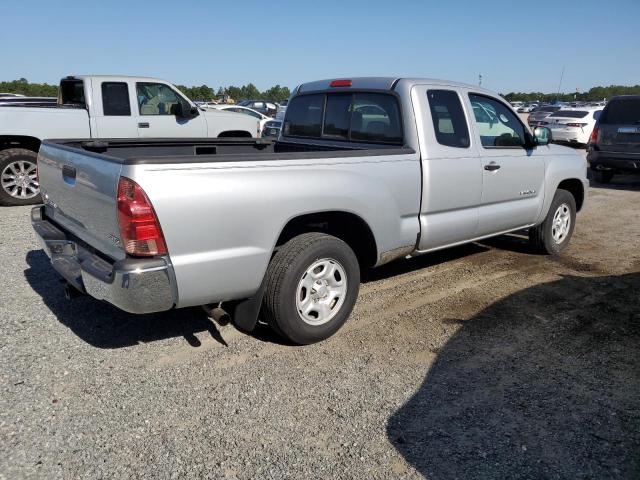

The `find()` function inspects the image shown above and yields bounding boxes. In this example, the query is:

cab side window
[427,90,470,148]
[136,82,183,115]
[102,82,131,116]
[469,94,526,147]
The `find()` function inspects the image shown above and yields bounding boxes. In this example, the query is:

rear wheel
[262,232,360,345]
[529,189,576,255]
[592,169,613,184]
[0,148,40,206]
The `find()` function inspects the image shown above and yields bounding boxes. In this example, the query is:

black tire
[592,169,613,184]
[529,189,577,255]
[0,148,41,206]
[262,232,360,345]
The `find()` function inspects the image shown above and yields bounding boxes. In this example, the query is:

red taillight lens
[330,79,352,87]
[589,126,600,145]
[117,177,167,256]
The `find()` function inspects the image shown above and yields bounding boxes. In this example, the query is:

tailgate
[37,142,125,261]
[598,124,640,153]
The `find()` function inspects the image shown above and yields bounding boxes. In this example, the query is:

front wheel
[529,189,576,255]
[262,232,360,345]
[0,148,41,206]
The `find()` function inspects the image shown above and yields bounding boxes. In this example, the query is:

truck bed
[47,138,413,164]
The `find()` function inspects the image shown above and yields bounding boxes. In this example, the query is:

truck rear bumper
[31,206,177,314]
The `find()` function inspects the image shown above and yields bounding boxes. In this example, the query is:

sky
[2,0,639,94]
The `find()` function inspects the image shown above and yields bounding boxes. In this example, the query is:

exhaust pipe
[64,283,83,300]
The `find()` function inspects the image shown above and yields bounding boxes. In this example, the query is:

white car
[546,107,603,146]
[207,104,274,130]
[518,104,537,113]
[510,101,524,111]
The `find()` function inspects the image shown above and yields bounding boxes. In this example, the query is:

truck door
[92,80,140,138]
[465,93,545,236]
[413,87,483,251]
[134,82,207,137]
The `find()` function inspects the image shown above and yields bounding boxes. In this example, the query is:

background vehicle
[0,75,259,206]
[32,77,587,345]
[261,119,281,137]
[518,103,537,113]
[0,93,25,98]
[528,105,563,127]
[546,107,603,146]
[510,101,524,110]
[208,104,273,130]
[588,95,640,183]
[237,100,278,117]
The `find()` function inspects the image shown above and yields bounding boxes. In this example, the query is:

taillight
[117,177,167,256]
[566,123,588,128]
[589,126,600,145]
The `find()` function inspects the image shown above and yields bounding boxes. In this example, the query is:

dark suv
[588,95,640,183]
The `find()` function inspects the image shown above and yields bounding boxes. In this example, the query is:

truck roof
[66,75,174,84]
[296,77,501,97]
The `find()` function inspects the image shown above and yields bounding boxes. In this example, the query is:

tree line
[0,78,291,103]
[503,84,640,102]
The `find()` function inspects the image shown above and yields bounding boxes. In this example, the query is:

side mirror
[533,126,551,146]
[171,101,198,119]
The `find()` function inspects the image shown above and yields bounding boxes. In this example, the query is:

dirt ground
[1,167,639,479]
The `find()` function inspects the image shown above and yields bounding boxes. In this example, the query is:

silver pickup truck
[31,77,588,344]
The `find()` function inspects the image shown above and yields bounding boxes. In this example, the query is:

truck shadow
[588,172,640,191]
[387,272,640,479]
[24,249,230,349]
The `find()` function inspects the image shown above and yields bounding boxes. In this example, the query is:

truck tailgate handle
[484,162,501,171]
[138,122,150,128]
[62,164,76,185]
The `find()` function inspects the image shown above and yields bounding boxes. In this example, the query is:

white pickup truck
[0,75,260,205]
[32,77,588,344]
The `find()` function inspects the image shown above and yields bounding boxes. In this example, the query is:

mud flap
[228,276,267,332]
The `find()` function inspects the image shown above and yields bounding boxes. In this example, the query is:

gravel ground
[1,165,639,479]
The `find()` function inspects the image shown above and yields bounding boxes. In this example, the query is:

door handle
[484,162,501,171]
[138,122,150,128]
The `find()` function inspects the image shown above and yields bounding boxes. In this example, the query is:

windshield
[599,98,640,124]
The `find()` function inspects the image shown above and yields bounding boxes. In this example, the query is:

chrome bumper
[31,206,176,314]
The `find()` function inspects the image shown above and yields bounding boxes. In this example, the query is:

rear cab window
[283,92,403,144]
[59,79,86,107]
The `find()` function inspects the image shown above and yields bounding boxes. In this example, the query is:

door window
[469,94,526,147]
[136,82,183,115]
[102,82,131,116]
[427,90,470,148]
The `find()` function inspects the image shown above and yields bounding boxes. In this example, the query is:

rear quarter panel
[123,153,421,307]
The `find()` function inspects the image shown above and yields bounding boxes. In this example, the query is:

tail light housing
[566,123,588,128]
[117,177,167,256]
[589,126,600,145]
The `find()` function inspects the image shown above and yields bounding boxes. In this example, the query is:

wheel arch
[557,178,585,212]
[0,135,42,153]
[274,210,379,269]
[217,130,252,138]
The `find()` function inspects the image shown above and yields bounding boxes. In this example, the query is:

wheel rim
[296,258,348,326]
[1,160,39,200]
[551,203,571,244]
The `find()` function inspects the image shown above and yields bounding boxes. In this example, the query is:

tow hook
[64,282,83,300]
